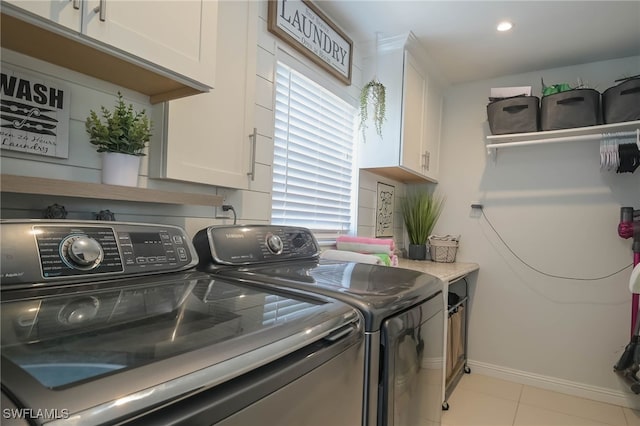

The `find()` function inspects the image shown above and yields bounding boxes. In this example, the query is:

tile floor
[441,374,640,426]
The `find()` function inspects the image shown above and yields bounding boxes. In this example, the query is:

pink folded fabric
[336,235,395,255]
[337,235,395,249]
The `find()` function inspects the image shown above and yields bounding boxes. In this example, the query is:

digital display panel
[130,232,166,257]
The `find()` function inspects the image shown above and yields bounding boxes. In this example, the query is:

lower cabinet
[150,0,257,189]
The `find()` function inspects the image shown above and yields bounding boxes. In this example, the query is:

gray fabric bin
[540,88,601,131]
[602,78,640,124]
[487,96,540,135]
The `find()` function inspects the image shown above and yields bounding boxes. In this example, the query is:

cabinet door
[83,0,217,88]
[400,51,427,175]
[4,0,82,31]
[159,0,256,189]
[423,74,443,181]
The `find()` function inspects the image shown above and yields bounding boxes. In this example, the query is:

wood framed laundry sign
[0,65,70,158]
[268,0,353,85]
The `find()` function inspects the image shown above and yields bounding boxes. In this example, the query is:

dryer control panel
[194,225,320,266]
[1,220,197,286]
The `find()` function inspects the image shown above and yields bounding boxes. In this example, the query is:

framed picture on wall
[376,182,394,237]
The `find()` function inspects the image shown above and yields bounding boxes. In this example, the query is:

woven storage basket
[429,239,458,263]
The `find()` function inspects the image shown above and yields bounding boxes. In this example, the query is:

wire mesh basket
[429,240,458,263]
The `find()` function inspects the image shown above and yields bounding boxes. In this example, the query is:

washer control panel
[194,225,320,266]
[1,221,198,286]
[38,226,123,277]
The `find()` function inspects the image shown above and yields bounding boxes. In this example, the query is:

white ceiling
[315,1,640,85]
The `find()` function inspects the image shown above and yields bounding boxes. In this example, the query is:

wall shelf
[485,120,640,155]
[0,174,223,207]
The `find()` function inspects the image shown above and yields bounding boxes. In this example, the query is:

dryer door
[380,291,444,426]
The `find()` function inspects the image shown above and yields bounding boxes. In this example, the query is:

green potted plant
[400,190,445,260]
[359,79,386,142]
[85,92,152,187]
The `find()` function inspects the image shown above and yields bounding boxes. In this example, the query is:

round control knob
[265,233,284,255]
[61,235,104,270]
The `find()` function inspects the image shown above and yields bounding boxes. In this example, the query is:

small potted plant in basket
[85,92,152,187]
[400,190,445,260]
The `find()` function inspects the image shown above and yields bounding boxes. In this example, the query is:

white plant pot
[101,152,140,187]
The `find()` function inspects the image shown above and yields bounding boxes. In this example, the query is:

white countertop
[397,259,479,283]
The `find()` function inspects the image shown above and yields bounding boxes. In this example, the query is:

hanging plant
[359,79,386,142]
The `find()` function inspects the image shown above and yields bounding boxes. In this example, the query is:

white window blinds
[271,62,356,235]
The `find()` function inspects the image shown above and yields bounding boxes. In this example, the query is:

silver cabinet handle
[94,0,106,21]
[247,128,257,181]
[72,0,80,10]
[423,150,430,172]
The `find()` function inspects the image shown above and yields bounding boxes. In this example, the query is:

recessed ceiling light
[497,21,513,32]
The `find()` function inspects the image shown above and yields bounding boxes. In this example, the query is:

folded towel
[337,235,395,249]
[336,235,395,255]
[373,254,399,267]
[320,249,383,265]
[373,253,391,266]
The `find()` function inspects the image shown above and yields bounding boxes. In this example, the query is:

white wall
[435,55,640,407]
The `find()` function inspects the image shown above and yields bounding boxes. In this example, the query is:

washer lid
[219,260,444,331]
[1,272,359,424]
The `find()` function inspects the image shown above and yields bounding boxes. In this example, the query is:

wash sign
[269,0,353,85]
[0,65,70,158]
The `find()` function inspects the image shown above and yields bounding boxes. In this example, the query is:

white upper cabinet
[4,0,82,31]
[149,0,257,189]
[400,51,428,176]
[1,0,217,102]
[424,73,443,180]
[359,32,443,183]
[83,0,217,89]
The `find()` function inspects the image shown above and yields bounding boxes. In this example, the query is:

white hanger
[598,129,640,170]
[601,133,619,170]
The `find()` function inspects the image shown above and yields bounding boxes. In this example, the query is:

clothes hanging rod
[486,129,639,151]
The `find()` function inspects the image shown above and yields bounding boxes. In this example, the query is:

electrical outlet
[471,203,483,210]
[215,206,230,219]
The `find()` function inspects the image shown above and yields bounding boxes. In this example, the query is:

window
[271,62,357,238]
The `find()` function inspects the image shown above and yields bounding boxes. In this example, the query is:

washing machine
[0,220,364,425]
[193,224,445,426]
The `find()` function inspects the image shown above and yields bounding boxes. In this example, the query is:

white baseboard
[467,359,640,410]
